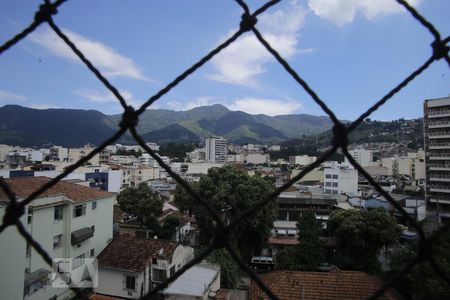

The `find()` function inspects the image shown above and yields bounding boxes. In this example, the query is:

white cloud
[308,0,423,26]
[29,103,60,109]
[227,97,301,116]
[75,89,133,103]
[29,27,151,81]
[167,96,225,111]
[0,90,27,102]
[208,1,308,85]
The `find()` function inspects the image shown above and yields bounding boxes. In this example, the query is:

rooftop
[164,264,219,297]
[97,234,178,272]
[0,176,113,203]
[249,270,398,300]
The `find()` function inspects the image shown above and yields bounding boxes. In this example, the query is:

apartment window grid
[0,1,448,299]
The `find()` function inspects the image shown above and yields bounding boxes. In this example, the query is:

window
[73,204,86,218]
[124,275,136,291]
[170,266,175,277]
[332,174,338,179]
[152,257,157,264]
[332,182,338,187]
[325,182,331,187]
[26,242,31,257]
[332,190,338,195]
[72,254,85,270]
[27,207,33,224]
[92,201,97,210]
[91,225,95,233]
[54,205,64,222]
[152,268,166,282]
[325,174,332,179]
[53,234,63,249]
[90,248,95,257]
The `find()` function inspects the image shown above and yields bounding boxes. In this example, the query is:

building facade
[205,137,227,164]
[0,177,115,300]
[424,96,450,223]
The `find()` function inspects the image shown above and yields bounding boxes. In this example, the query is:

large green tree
[296,210,325,270]
[388,234,450,300]
[174,165,277,260]
[276,210,325,271]
[117,182,163,234]
[328,208,401,273]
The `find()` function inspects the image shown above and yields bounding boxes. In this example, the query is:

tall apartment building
[424,96,450,224]
[323,163,358,196]
[0,177,115,300]
[205,137,227,164]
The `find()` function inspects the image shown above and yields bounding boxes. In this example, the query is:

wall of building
[0,205,27,300]
[96,267,148,299]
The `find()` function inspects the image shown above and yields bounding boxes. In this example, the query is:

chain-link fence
[1,0,449,299]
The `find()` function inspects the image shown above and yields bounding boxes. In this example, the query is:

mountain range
[0,104,335,147]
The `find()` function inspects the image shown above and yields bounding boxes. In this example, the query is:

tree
[296,210,325,270]
[328,208,401,274]
[275,211,324,271]
[174,165,277,261]
[174,182,198,216]
[201,248,242,289]
[388,234,450,300]
[159,215,181,240]
[276,246,300,270]
[117,183,163,234]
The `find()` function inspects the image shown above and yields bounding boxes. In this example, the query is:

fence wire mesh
[0,0,449,299]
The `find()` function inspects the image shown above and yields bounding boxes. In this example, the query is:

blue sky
[0,0,449,121]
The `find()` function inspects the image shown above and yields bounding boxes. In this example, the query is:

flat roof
[164,265,219,297]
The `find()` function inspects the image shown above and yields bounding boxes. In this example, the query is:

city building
[323,163,358,196]
[424,96,450,223]
[95,234,194,299]
[249,270,398,300]
[289,155,317,166]
[205,137,227,164]
[163,264,220,300]
[0,177,115,300]
[345,148,373,167]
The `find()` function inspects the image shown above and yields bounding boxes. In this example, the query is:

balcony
[429,198,450,205]
[429,143,450,150]
[428,121,450,128]
[429,186,450,193]
[430,176,450,182]
[429,165,450,171]
[428,109,450,118]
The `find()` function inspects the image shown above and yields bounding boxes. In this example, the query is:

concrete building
[246,153,269,165]
[289,155,317,166]
[0,177,115,300]
[95,234,194,299]
[424,96,450,223]
[323,163,358,196]
[0,144,14,162]
[163,264,220,300]
[345,148,373,167]
[68,145,100,165]
[381,157,398,176]
[187,148,206,163]
[205,137,227,164]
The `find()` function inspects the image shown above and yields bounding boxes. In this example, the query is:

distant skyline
[0,0,449,120]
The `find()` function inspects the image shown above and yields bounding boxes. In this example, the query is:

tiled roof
[97,234,178,272]
[0,176,113,203]
[249,270,399,300]
[268,236,299,246]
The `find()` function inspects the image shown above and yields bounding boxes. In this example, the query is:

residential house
[95,234,194,299]
[249,270,399,300]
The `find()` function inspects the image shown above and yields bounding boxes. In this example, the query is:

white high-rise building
[205,137,227,164]
[424,96,450,223]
